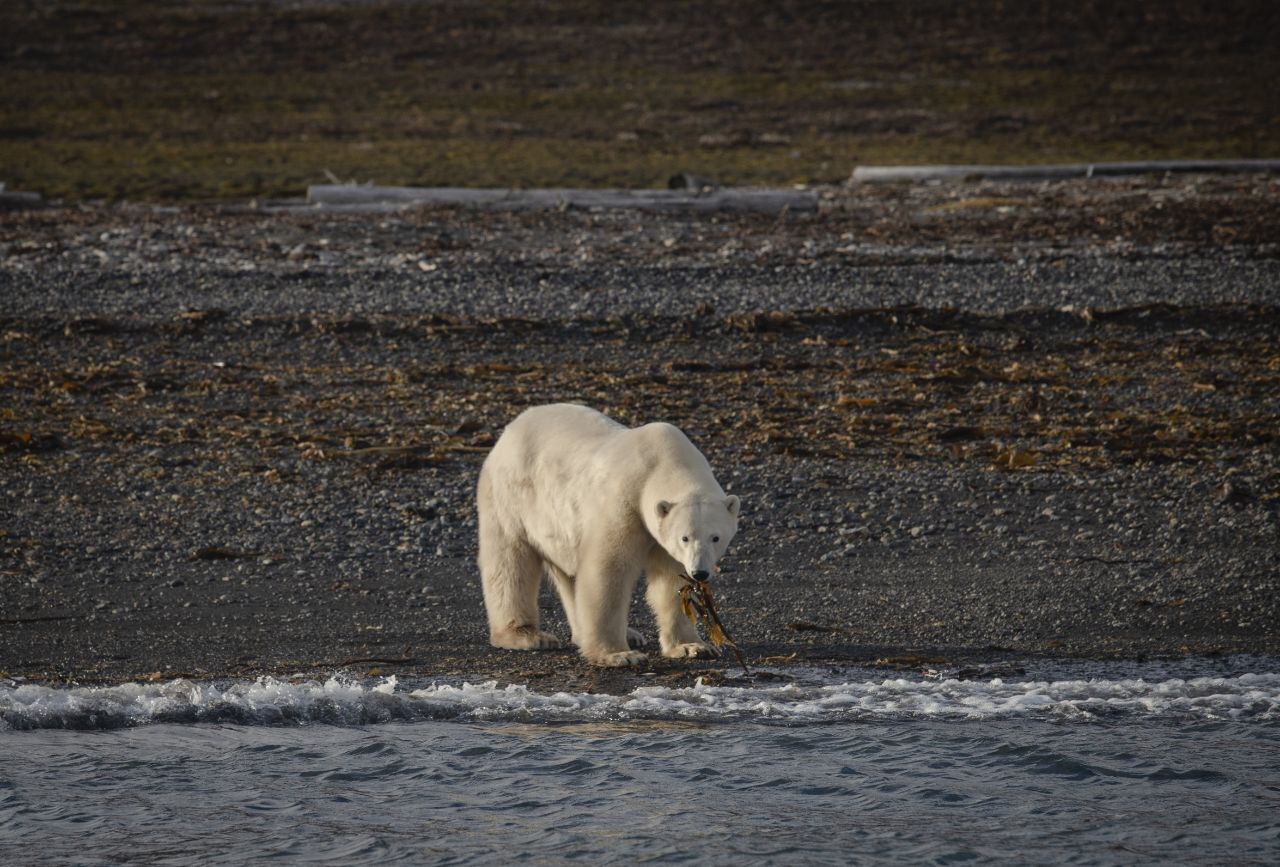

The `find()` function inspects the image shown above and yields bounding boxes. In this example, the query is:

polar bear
[476,403,740,667]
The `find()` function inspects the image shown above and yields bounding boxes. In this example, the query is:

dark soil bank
[2,177,1278,692]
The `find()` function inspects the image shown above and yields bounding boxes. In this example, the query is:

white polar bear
[476,403,740,667]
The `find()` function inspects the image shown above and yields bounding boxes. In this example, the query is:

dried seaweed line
[679,575,750,675]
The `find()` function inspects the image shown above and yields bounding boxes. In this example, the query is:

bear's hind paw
[589,649,648,668]
[663,641,716,659]
[626,627,646,649]
[491,627,562,651]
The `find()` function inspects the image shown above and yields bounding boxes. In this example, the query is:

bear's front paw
[663,641,716,659]
[490,627,562,651]
[626,627,646,649]
[589,649,648,667]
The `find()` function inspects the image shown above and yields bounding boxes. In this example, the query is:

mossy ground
[2,0,1278,201]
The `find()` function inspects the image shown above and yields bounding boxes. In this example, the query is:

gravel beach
[2,175,1277,693]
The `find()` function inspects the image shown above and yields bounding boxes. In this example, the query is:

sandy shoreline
[2,177,1277,693]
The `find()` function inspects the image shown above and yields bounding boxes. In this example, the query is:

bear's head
[653,495,740,581]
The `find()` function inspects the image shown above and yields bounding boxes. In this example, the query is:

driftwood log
[306,185,818,215]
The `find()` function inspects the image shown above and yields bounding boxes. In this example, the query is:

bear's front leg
[645,551,716,659]
[574,552,647,667]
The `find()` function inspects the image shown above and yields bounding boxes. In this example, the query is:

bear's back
[489,404,714,494]
[489,404,627,477]
[505,404,623,456]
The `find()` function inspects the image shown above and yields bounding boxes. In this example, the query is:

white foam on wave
[3,670,1278,731]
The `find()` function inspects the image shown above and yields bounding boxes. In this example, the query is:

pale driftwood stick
[851,159,1280,183]
[0,614,76,625]
[342,445,436,458]
[0,190,45,211]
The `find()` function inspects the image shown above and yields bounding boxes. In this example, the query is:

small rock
[1216,479,1253,506]
[667,172,719,191]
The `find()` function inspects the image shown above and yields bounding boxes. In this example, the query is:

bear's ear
[725,495,740,517]
[655,500,672,520]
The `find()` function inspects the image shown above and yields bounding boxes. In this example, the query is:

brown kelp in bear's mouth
[679,574,750,675]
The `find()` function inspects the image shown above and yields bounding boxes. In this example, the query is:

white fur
[477,404,740,667]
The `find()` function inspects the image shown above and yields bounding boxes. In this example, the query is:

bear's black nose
[692,570,710,582]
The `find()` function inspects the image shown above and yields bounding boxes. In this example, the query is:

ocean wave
[3,670,1278,731]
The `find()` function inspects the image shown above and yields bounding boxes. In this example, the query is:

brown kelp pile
[680,574,750,675]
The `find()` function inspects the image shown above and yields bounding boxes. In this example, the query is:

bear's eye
[712,536,720,543]
[681,536,689,543]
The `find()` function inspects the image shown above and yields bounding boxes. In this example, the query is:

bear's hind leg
[478,476,561,651]
[481,540,560,650]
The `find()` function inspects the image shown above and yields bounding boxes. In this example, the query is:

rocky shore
[2,175,1277,692]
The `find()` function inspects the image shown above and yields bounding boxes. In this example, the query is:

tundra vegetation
[1,0,1276,201]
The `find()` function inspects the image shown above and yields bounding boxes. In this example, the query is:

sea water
[2,658,1278,864]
